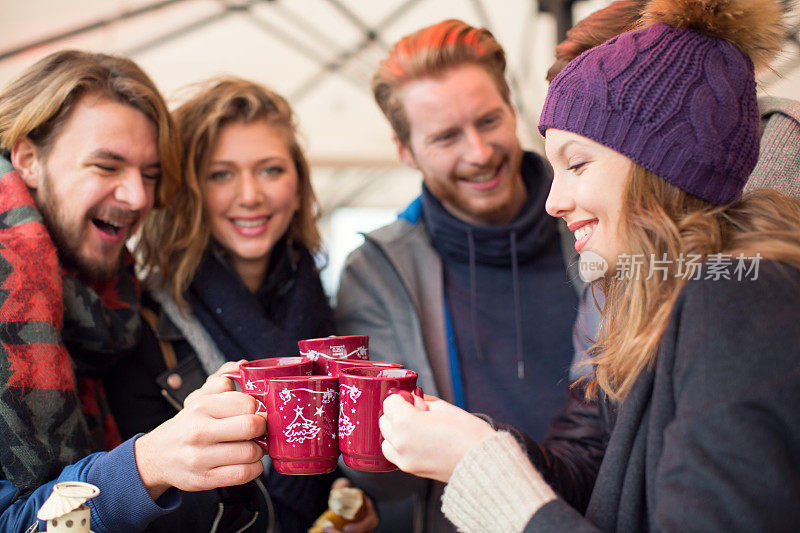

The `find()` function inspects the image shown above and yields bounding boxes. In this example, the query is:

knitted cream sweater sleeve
[441,431,557,532]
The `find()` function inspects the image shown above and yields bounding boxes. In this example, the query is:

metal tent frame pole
[0,0,189,62]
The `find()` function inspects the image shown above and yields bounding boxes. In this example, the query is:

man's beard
[425,148,526,226]
[37,172,135,282]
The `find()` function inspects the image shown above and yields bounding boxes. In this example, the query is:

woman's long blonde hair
[589,164,800,401]
[138,77,321,307]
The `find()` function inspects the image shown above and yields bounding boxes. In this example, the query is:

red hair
[373,19,509,146]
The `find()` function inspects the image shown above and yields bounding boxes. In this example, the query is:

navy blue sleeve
[1,455,98,532]
[87,435,180,533]
[1,478,56,532]
[0,436,180,533]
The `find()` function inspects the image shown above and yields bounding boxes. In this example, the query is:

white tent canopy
[3,0,799,292]
[3,0,799,203]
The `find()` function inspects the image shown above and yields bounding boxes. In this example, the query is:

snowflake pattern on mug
[280,387,337,404]
[245,379,266,391]
[341,384,362,402]
[299,349,325,361]
[279,388,292,403]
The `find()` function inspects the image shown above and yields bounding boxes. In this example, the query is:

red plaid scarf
[0,168,140,496]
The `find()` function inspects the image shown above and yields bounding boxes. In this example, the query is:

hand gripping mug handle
[221,370,269,448]
[388,386,428,411]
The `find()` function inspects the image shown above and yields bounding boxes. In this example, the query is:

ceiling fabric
[2,0,799,212]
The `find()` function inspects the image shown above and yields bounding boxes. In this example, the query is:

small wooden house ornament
[37,482,99,533]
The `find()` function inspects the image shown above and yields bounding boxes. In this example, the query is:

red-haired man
[336,20,595,532]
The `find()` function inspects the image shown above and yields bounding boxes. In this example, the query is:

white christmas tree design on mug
[339,384,362,438]
[339,412,356,438]
[280,387,338,443]
[284,405,321,443]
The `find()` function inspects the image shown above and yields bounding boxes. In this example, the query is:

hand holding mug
[220,356,314,452]
[184,360,244,407]
[387,386,428,411]
[135,389,266,500]
[378,395,495,484]
[221,356,313,393]
[338,368,421,472]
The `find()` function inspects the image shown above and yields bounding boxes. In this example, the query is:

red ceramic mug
[327,358,403,377]
[222,356,313,451]
[264,375,340,475]
[338,367,422,472]
[298,335,369,375]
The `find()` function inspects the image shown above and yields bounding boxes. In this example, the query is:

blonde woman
[375,0,800,531]
[105,78,375,532]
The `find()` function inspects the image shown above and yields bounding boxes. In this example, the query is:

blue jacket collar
[398,195,423,224]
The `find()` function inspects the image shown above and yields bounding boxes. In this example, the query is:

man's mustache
[455,154,505,180]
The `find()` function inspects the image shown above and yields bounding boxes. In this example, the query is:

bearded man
[335,20,589,532]
[0,51,266,532]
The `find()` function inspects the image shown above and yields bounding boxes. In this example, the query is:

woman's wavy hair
[586,164,800,401]
[139,77,320,306]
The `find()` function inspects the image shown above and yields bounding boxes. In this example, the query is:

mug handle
[222,372,269,450]
[251,396,269,451]
[221,371,242,388]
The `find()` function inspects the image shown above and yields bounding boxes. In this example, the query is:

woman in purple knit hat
[375,0,800,531]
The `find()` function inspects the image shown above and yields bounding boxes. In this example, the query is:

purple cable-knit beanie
[538,22,759,205]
